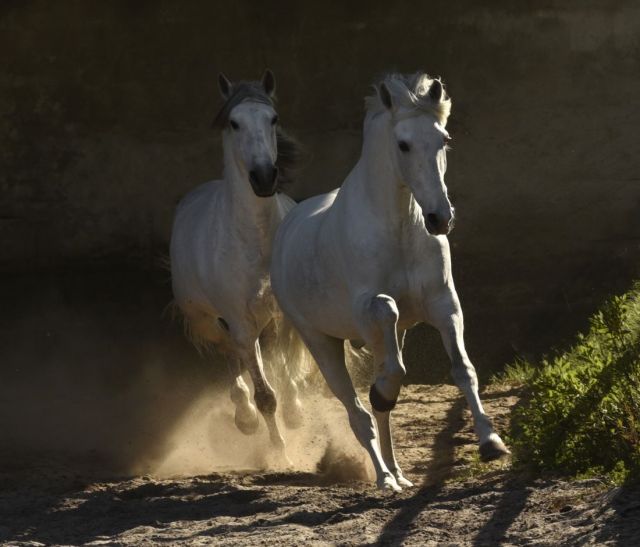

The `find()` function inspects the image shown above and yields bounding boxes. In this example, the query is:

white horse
[271,72,509,491]
[170,70,307,459]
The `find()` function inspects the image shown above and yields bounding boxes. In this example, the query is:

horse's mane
[365,72,452,125]
[274,127,302,189]
[212,81,302,191]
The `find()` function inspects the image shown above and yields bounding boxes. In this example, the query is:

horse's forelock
[212,81,274,129]
[366,72,452,125]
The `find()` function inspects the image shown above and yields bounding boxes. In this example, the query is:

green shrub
[509,282,640,483]
[491,359,536,386]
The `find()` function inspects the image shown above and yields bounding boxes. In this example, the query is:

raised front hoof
[378,474,402,493]
[234,408,260,435]
[479,438,511,462]
[282,399,305,430]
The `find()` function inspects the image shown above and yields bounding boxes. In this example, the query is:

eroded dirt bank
[0,385,638,546]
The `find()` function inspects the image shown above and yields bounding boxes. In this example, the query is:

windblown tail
[261,317,373,396]
[261,315,316,391]
[344,341,374,388]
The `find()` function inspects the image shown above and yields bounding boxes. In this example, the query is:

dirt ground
[0,384,638,546]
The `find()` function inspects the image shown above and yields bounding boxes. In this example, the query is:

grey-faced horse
[170,70,308,464]
[271,72,509,490]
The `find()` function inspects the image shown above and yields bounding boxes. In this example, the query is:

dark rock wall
[2,1,639,381]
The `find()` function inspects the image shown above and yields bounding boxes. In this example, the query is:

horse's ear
[261,69,276,97]
[218,72,232,99]
[379,82,393,110]
[429,79,443,103]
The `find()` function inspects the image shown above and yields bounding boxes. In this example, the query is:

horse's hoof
[378,474,402,493]
[234,407,260,435]
[479,436,510,462]
[282,400,304,429]
[396,474,414,488]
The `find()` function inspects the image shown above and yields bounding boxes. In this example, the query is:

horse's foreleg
[358,295,412,487]
[299,326,402,492]
[358,294,406,406]
[229,359,259,435]
[426,289,510,461]
[238,339,287,457]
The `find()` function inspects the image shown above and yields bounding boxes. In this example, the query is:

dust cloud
[149,387,373,485]
[0,273,371,484]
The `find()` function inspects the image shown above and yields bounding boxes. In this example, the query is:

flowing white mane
[365,72,452,125]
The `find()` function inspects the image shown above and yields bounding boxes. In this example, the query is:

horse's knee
[254,386,277,415]
[368,294,399,326]
[387,356,406,380]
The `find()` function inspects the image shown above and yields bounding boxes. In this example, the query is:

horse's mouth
[251,187,277,198]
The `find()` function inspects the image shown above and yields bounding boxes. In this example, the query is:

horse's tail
[345,341,374,388]
[260,315,316,393]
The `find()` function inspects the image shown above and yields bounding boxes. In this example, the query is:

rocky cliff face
[1,1,639,376]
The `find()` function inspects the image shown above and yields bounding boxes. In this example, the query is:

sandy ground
[0,384,638,546]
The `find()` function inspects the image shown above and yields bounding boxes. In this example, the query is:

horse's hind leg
[297,326,401,492]
[281,377,304,429]
[357,294,412,487]
[425,288,510,460]
[229,359,259,435]
[260,321,304,429]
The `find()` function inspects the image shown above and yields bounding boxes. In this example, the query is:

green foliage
[509,282,640,484]
[491,359,536,386]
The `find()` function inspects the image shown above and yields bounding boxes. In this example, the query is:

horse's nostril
[249,170,258,185]
[426,213,438,229]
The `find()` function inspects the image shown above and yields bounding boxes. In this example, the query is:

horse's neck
[345,113,415,230]
[222,146,279,249]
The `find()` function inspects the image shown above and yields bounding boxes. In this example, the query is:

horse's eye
[398,141,410,153]
[271,115,279,126]
[230,120,239,130]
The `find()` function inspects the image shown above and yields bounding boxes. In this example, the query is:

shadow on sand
[374,394,532,547]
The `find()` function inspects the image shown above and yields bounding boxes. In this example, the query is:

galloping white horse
[170,70,307,458]
[271,72,509,491]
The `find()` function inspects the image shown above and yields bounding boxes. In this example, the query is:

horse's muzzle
[249,165,279,197]
[425,209,455,235]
